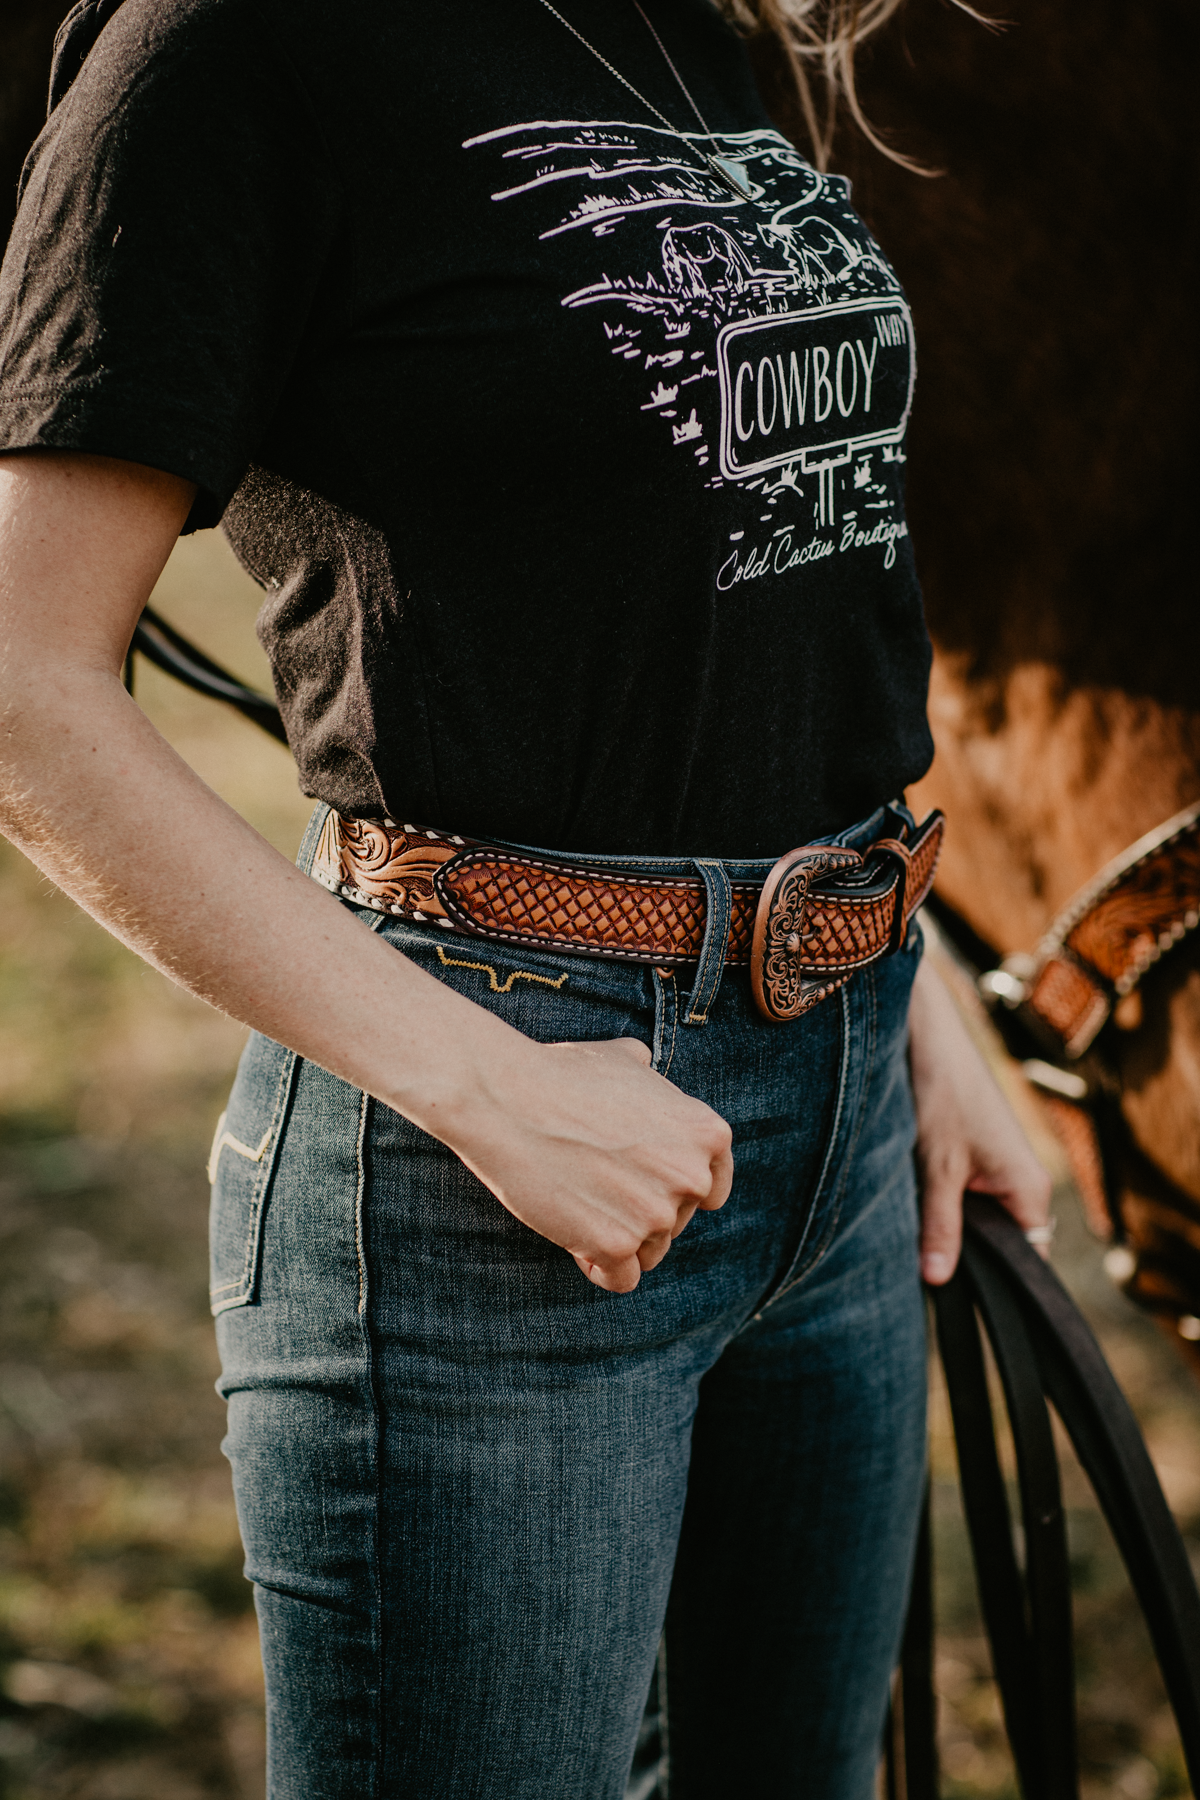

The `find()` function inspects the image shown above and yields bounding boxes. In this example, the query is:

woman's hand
[443,1035,733,1295]
[908,955,1052,1283]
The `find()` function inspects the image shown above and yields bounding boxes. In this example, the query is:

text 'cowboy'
[717,299,915,482]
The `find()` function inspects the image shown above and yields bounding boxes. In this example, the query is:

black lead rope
[964,1244,1078,1800]
[885,1485,937,1800]
[893,1199,1200,1800]
[933,1272,1048,1797]
[125,605,288,744]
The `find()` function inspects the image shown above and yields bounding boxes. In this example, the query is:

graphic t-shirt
[0,0,933,858]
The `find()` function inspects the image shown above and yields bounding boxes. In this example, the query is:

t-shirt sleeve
[0,0,342,530]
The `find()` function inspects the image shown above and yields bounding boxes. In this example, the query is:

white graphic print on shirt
[464,120,915,580]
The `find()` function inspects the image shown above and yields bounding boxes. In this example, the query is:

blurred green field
[0,532,307,1799]
[0,531,1198,1798]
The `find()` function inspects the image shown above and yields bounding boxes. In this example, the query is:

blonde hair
[716,0,987,172]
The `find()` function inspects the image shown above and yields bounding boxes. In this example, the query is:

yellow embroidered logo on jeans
[436,945,569,993]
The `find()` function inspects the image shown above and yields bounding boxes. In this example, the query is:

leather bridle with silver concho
[926,799,1200,1334]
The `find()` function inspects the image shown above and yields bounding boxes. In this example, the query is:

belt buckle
[750,813,946,1022]
[750,845,863,1023]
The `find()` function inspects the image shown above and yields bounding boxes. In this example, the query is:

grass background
[0,531,1197,1798]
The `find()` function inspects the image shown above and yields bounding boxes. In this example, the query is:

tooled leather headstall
[977,799,1200,1061]
[311,807,945,1024]
[931,800,1200,1321]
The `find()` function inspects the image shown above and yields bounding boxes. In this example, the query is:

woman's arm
[908,954,1053,1282]
[0,450,732,1293]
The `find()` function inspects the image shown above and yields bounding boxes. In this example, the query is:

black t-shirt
[0,0,933,858]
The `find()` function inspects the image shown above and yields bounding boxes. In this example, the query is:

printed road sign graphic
[465,117,916,563]
[716,297,915,482]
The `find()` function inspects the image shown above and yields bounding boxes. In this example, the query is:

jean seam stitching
[781,965,879,1295]
[210,1047,299,1313]
[761,968,876,1309]
[351,913,387,1320]
[365,1306,386,1797]
[753,989,851,1315]
[242,1052,296,1298]
[355,1089,372,1316]
[351,1099,386,1797]
[654,970,679,1077]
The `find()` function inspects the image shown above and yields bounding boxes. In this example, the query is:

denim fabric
[211,808,928,1800]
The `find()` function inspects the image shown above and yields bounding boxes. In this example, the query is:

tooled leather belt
[311,807,944,1023]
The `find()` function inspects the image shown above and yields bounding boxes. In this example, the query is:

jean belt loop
[683,859,733,1026]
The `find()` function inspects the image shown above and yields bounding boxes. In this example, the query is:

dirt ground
[1,532,1197,1798]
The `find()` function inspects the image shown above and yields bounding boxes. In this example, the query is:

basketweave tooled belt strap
[977,799,1200,1060]
[311,808,945,1023]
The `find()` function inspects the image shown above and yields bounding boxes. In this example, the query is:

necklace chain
[533,0,726,172]
[627,0,719,143]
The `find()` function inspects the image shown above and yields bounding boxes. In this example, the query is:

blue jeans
[211,807,928,1799]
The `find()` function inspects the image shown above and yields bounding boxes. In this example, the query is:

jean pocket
[207,1033,298,1315]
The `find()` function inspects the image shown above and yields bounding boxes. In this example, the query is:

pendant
[707,153,753,199]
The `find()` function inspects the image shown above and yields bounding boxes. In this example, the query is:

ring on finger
[1024,1217,1057,1247]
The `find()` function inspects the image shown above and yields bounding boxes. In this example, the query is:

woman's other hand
[440,1034,733,1296]
[908,954,1052,1284]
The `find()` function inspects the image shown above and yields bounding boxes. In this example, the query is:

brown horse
[757,0,1200,1357]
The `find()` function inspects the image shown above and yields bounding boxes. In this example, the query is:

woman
[0,0,1049,1793]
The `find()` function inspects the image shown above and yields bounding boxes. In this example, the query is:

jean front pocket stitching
[209,1045,300,1314]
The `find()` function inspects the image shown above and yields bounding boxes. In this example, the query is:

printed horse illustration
[758,203,881,290]
[659,220,758,300]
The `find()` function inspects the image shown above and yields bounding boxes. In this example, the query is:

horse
[750,0,1200,1362]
